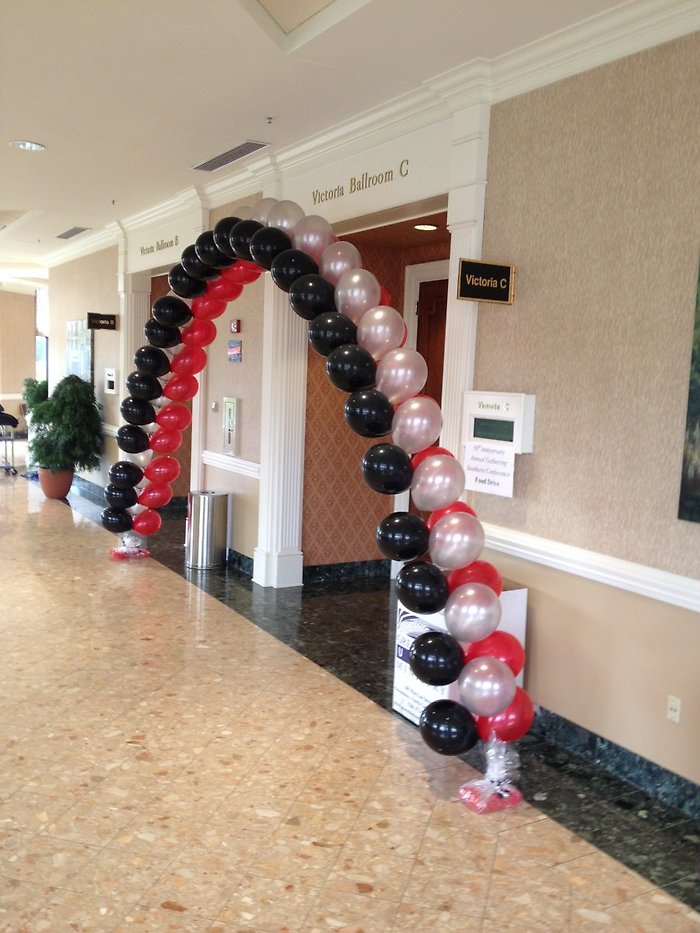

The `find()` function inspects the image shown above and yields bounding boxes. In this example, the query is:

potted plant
[22,377,49,472]
[29,375,103,498]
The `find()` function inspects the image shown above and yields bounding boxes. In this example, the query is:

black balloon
[395,560,449,614]
[361,443,413,495]
[419,700,479,756]
[249,227,292,271]
[104,483,138,510]
[134,345,170,377]
[152,295,192,328]
[109,460,144,489]
[229,219,264,262]
[120,396,155,426]
[181,244,218,281]
[144,319,181,349]
[100,506,133,534]
[168,263,207,299]
[117,424,150,454]
[344,388,393,437]
[409,631,465,686]
[288,274,337,320]
[195,230,234,268]
[376,511,429,561]
[213,216,241,258]
[326,345,376,393]
[308,312,357,356]
[125,371,162,401]
[270,249,318,293]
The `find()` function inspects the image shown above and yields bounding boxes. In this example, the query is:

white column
[253,276,308,587]
[117,271,152,406]
[441,99,491,457]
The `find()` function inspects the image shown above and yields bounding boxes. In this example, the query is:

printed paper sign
[464,441,515,497]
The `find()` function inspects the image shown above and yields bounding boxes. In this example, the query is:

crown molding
[120,188,206,233]
[482,522,700,613]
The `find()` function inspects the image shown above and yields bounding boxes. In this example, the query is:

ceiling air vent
[57,226,90,240]
[193,141,270,172]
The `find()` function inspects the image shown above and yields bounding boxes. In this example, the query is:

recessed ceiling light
[9,140,45,152]
[414,223,438,231]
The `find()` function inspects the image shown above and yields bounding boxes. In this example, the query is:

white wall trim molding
[482,522,700,613]
[202,449,260,479]
[46,223,120,269]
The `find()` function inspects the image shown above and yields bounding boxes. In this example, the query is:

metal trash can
[185,491,229,570]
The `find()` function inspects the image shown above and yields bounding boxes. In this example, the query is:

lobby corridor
[0,475,698,932]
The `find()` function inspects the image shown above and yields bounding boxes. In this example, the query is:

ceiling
[0,0,657,287]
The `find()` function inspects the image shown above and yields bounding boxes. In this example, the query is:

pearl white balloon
[123,448,154,468]
[236,204,253,220]
[335,269,381,324]
[266,200,305,233]
[458,656,516,717]
[392,396,442,455]
[251,197,278,225]
[429,512,485,570]
[445,583,502,643]
[292,215,335,263]
[319,241,362,286]
[376,348,428,407]
[357,305,406,361]
[411,454,465,512]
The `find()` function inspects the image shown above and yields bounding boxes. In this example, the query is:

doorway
[416,278,448,405]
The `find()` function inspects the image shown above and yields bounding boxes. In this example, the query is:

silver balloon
[251,197,278,225]
[123,448,154,468]
[375,348,428,406]
[335,269,381,324]
[142,421,159,436]
[128,503,147,516]
[429,512,485,570]
[236,204,253,220]
[391,396,442,455]
[458,656,516,717]
[445,583,502,643]
[266,199,305,233]
[357,305,405,361]
[319,241,362,286]
[292,215,335,263]
[410,454,465,511]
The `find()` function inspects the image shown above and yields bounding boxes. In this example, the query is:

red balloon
[191,295,227,320]
[148,427,182,453]
[144,455,180,484]
[476,687,534,743]
[206,277,243,302]
[448,559,502,595]
[170,346,207,376]
[464,631,525,677]
[181,319,217,348]
[138,482,173,510]
[379,285,392,307]
[164,374,199,401]
[156,402,192,431]
[426,500,476,531]
[132,508,162,536]
[220,260,262,285]
[411,445,453,470]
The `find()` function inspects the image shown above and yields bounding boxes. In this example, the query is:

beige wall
[476,35,700,781]
[0,290,35,424]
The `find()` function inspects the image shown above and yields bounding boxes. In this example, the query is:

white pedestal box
[392,588,527,726]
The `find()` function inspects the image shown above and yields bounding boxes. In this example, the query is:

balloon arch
[101,198,533,807]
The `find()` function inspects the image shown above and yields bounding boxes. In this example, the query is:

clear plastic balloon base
[110,531,151,560]
[458,735,523,814]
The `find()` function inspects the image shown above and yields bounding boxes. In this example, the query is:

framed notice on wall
[678,259,700,523]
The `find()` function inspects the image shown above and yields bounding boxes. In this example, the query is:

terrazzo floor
[1,473,698,932]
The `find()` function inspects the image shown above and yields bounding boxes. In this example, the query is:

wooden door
[416,279,448,405]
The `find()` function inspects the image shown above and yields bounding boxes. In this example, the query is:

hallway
[0,475,698,931]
